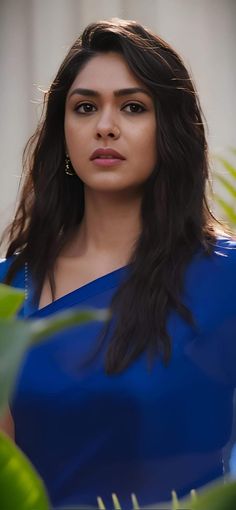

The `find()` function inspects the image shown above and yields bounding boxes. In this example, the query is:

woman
[0,17,236,509]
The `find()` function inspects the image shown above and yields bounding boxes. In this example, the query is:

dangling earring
[65,153,76,176]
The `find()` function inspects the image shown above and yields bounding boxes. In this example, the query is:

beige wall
[1,0,236,240]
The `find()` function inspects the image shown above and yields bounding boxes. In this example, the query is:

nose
[95,109,120,140]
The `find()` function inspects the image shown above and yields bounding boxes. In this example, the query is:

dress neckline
[26,264,131,318]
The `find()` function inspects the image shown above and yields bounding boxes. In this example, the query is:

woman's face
[64,51,157,194]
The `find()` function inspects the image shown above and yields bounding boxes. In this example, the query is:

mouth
[90,148,126,161]
[91,157,125,167]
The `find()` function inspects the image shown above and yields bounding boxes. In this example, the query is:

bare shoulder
[0,406,15,441]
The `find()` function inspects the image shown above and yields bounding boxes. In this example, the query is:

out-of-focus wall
[0,0,236,243]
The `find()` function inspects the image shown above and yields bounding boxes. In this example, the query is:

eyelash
[74,102,146,114]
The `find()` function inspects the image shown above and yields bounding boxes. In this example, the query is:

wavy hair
[1,18,229,373]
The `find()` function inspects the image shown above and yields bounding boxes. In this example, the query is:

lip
[91,158,125,167]
[90,148,126,160]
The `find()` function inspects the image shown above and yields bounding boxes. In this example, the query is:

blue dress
[0,237,236,509]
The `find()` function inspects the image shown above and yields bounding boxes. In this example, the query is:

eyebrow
[68,87,152,99]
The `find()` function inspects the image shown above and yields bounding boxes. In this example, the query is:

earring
[65,153,76,176]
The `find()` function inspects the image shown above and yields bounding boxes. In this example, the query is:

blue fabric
[0,237,236,509]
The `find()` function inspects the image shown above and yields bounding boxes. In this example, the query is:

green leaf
[0,431,49,510]
[214,156,236,180]
[190,489,198,503]
[97,496,106,510]
[28,307,110,345]
[215,173,236,199]
[112,493,122,509]
[0,307,109,419]
[171,490,180,510]
[214,194,236,224]
[131,493,140,509]
[0,319,32,418]
[189,479,236,510]
[0,284,25,319]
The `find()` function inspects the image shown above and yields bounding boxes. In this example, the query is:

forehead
[68,52,145,94]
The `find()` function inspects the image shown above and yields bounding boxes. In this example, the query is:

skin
[0,406,15,440]
[63,51,157,263]
[3,54,158,430]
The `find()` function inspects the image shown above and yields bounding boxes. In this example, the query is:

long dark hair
[1,18,230,373]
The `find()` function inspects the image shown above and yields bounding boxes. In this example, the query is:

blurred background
[0,0,236,481]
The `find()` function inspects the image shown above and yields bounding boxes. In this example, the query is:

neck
[61,188,143,265]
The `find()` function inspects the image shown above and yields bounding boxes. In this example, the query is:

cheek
[64,120,86,154]
[135,124,157,162]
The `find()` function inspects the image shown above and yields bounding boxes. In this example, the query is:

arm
[0,406,15,441]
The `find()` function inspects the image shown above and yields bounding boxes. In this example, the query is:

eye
[73,102,146,114]
[123,103,146,113]
[74,103,96,114]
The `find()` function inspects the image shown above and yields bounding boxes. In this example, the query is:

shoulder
[210,235,236,262]
[207,235,236,278]
[185,236,236,300]
[194,236,236,273]
[0,255,24,288]
[0,256,15,282]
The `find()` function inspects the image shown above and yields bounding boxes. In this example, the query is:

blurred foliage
[0,282,108,509]
[95,482,236,509]
[213,147,236,228]
[0,430,49,510]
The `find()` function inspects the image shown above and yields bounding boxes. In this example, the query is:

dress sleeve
[0,256,24,288]
[220,313,236,388]
[184,238,236,388]
[216,239,236,387]
[0,258,12,282]
[217,241,236,387]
